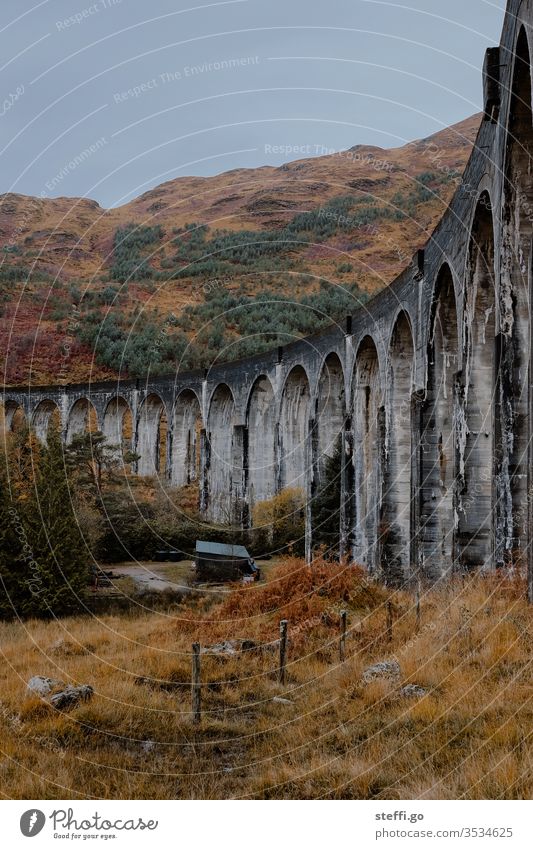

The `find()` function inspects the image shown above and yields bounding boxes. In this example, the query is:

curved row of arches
[2,20,532,584]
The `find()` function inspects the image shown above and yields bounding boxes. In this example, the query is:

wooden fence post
[279,620,288,685]
[340,610,347,662]
[192,642,201,724]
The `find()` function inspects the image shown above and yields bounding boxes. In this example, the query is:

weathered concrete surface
[4,0,533,591]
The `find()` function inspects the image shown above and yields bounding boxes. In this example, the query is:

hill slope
[0,115,480,385]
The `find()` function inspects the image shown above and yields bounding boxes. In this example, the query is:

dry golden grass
[0,559,532,800]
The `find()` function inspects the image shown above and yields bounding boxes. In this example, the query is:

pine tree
[10,425,90,618]
[0,451,28,618]
[26,425,90,616]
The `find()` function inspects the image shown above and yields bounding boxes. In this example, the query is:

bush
[252,488,306,555]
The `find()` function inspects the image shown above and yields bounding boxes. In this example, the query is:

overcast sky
[0,0,507,208]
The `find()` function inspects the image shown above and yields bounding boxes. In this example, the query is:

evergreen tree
[0,425,90,619]
[26,424,89,616]
[65,430,137,491]
[0,451,28,618]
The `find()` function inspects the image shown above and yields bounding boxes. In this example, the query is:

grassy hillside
[1,558,530,800]
[0,115,480,385]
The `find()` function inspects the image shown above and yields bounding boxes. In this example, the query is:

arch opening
[279,366,311,494]
[103,397,133,467]
[206,384,236,523]
[246,376,277,517]
[171,390,202,491]
[66,398,98,444]
[352,337,383,573]
[3,401,27,435]
[420,266,459,579]
[136,394,168,479]
[312,354,345,556]
[31,400,61,445]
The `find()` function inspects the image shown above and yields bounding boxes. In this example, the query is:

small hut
[194,541,254,582]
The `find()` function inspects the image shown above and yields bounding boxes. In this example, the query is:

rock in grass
[202,641,238,656]
[272,697,294,705]
[49,685,93,711]
[399,684,428,699]
[362,660,401,683]
[26,676,62,697]
[202,639,259,656]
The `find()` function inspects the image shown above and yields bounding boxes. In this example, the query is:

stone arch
[136,393,168,478]
[31,400,61,445]
[420,264,460,579]
[102,397,133,463]
[246,376,277,515]
[171,390,202,488]
[314,353,345,473]
[351,336,384,573]
[457,193,496,570]
[206,384,236,523]
[66,398,98,444]
[3,400,26,434]
[382,311,415,584]
[497,23,533,568]
[311,354,345,554]
[279,366,311,492]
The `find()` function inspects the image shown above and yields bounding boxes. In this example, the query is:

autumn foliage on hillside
[0,116,480,385]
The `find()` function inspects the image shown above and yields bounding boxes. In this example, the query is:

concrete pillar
[456,195,495,572]
[419,267,458,581]
[410,391,424,583]
[498,25,533,577]
[339,417,354,561]
[305,417,316,564]
[382,313,415,584]
[231,424,247,527]
[352,338,382,574]
[200,428,209,514]
[529,267,533,602]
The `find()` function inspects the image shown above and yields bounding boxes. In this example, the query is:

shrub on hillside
[251,488,306,556]
[218,555,386,636]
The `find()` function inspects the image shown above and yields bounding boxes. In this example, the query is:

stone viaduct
[4,0,533,591]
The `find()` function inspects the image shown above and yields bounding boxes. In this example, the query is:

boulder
[26,676,62,697]
[49,685,93,711]
[399,684,428,699]
[362,660,401,683]
[48,638,92,657]
[202,641,238,656]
